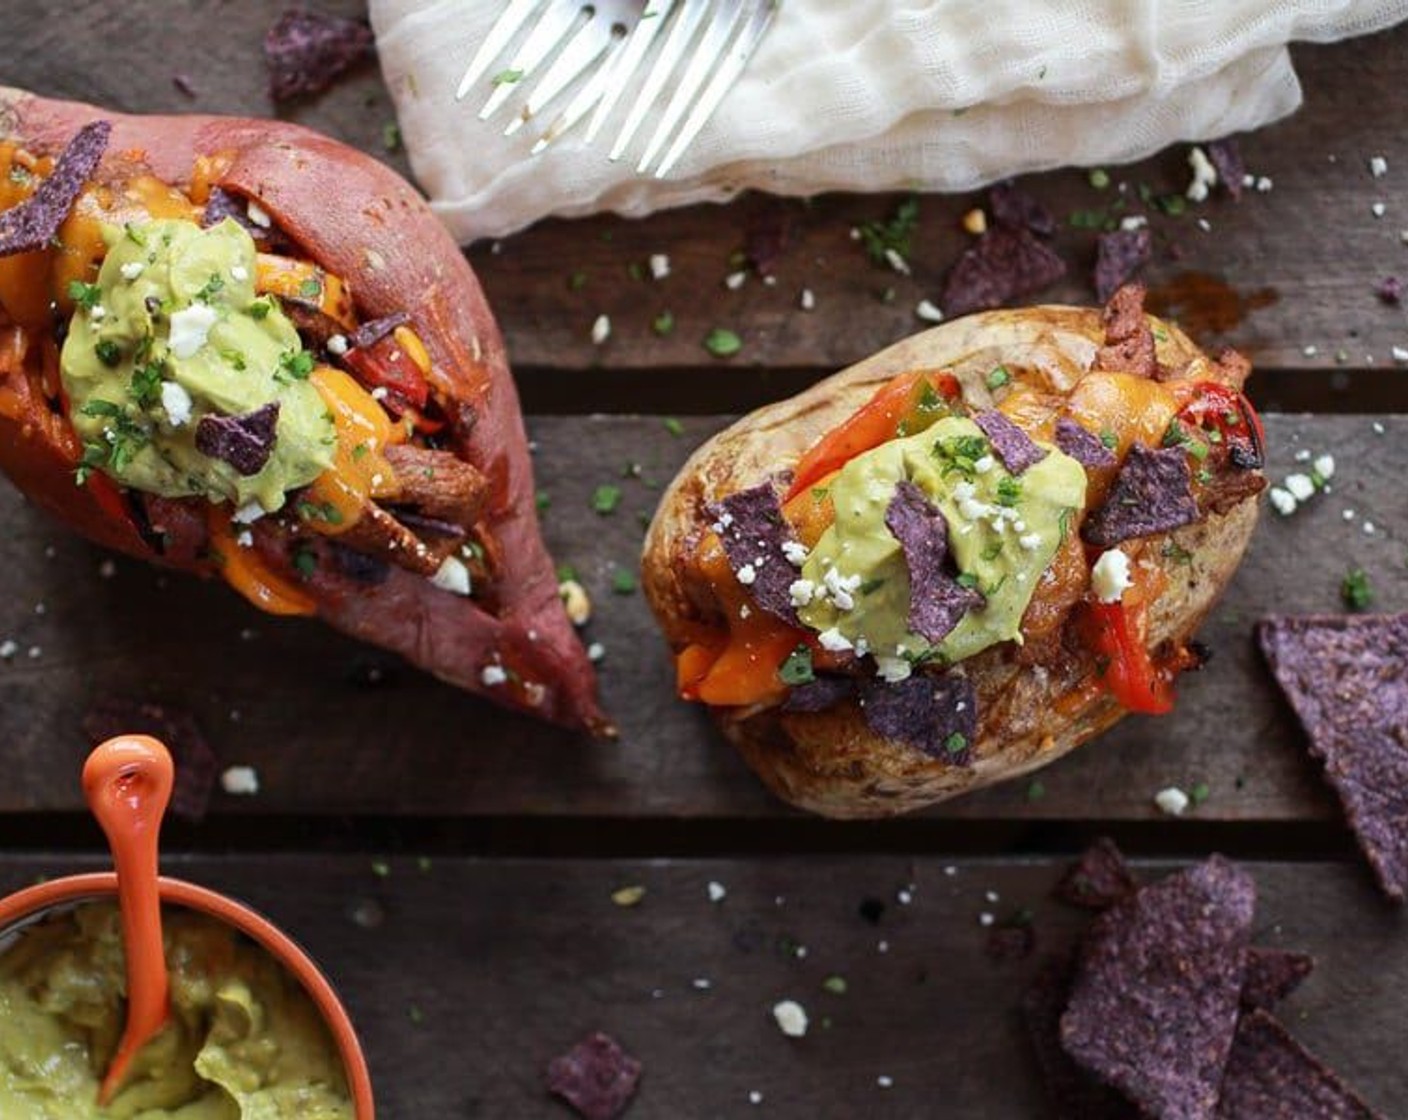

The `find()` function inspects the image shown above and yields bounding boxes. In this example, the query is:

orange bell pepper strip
[1085,598,1174,714]
[693,625,803,707]
[206,510,317,617]
[785,369,959,501]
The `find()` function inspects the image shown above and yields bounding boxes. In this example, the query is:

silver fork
[455,0,778,178]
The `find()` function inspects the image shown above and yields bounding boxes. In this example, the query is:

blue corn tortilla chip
[1240,948,1314,1013]
[351,311,412,350]
[1257,614,1408,901]
[201,187,288,249]
[1082,443,1199,547]
[1055,837,1138,911]
[941,226,1068,318]
[0,121,110,258]
[884,480,983,645]
[859,671,977,763]
[974,410,1047,475]
[264,8,374,102]
[782,674,855,713]
[989,181,1057,238]
[1207,139,1245,202]
[1094,228,1153,303]
[195,402,280,477]
[1216,1010,1383,1119]
[1056,418,1117,469]
[707,483,802,624]
[1061,856,1255,1120]
[1023,956,1141,1120]
[546,1032,642,1120]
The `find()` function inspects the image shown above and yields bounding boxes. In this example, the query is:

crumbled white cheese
[1370,155,1389,178]
[235,529,254,549]
[883,248,910,275]
[1018,532,1042,552]
[817,627,853,652]
[1186,146,1217,201]
[1255,176,1273,193]
[875,656,912,683]
[1313,454,1335,480]
[789,579,816,608]
[915,299,944,324]
[587,642,606,663]
[119,261,145,281]
[245,200,273,228]
[220,766,260,796]
[724,270,747,290]
[160,381,193,427]
[431,555,472,597]
[1091,548,1133,603]
[326,334,349,356]
[231,501,265,524]
[590,314,611,345]
[748,1091,763,1105]
[1119,215,1148,231]
[1283,473,1316,502]
[799,288,816,311]
[1363,520,1377,535]
[1392,345,1408,364]
[822,567,862,611]
[230,264,249,282]
[736,564,757,586]
[1372,202,1387,219]
[648,253,671,280]
[98,559,116,579]
[1268,487,1297,516]
[707,881,727,903]
[89,305,106,322]
[877,1075,894,1089]
[480,664,508,687]
[772,1000,809,1038]
[1154,787,1190,816]
[978,912,995,927]
[370,386,389,401]
[973,455,995,474]
[1197,218,1212,233]
[0,640,16,659]
[782,540,808,567]
[167,303,219,359]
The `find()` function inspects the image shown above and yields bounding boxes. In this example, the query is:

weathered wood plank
[5,4,1408,392]
[0,855,1397,1117]
[0,415,1400,823]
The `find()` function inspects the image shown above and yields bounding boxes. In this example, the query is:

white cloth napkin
[371,0,1408,243]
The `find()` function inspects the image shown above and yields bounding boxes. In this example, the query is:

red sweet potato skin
[0,89,609,735]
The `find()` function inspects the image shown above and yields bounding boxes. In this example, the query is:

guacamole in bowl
[0,902,353,1119]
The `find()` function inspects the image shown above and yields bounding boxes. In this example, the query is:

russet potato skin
[643,305,1262,819]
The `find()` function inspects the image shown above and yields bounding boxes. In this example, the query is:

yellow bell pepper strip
[206,509,317,617]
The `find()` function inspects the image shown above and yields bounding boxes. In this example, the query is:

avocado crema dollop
[61,217,334,513]
[0,902,353,1119]
[798,416,1087,671]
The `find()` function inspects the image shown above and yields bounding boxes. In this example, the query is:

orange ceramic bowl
[0,872,375,1119]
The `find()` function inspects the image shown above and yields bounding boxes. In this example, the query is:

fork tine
[456,0,540,101]
[636,0,747,174]
[653,0,777,178]
[503,8,619,136]
[609,1,707,162]
[583,0,675,144]
[478,0,586,121]
[532,19,636,153]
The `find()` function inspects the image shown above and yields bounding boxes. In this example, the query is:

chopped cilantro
[292,547,318,578]
[248,298,272,320]
[74,442,107,486]
[68,280,102,310]
[279,349,315,381]
[297,501,345,526]
[1341,567,1373,611]
[381,121,402,152]
[220,348,247,371]
[980,541,1004,562]
[1088,168,1110,190]
[944,732,967,754]
[491,68,524,86]
[857,195,919,265]
[1156,193,1187,217]
[1026,779,1046,802]
[195,274,225,303]
[592,485,621,515]
[567,270,587,292]
[627,261,644,282]
[1099,428,1119,450]
[663,417,684,437]
[351,442,370,460]
[778,645,815,686]
[652,310,675,336]
[1058,507,1073,545]
[94,340,123,367]
[611,568,637,595]
[1067,209,1108,230]
[986,366,1011,391]
[79,399,123,419]
[129,362,163,408]
[704,327,742,358]
[298,277,322,300]
[535,490,551,512]
[996,475,1022,507]
[821,975,848,996]
[956,572,980,590]
[1162,419,1189,448]
[1161,540,1194,566]
[859,577,887,596]
[124,222,147,246]
[1189,782,1211,806]
[555,563,577,583]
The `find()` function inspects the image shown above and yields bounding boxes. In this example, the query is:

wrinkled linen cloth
[371,0,1408,242]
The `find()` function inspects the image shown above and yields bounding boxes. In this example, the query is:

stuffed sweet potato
[643,286,1264,817]
[0,90,609,735]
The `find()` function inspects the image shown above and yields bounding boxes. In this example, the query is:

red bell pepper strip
[1086,599,1174,714]
[341,334,431,411]
[1175,382,1264,470]
[785,369,960,501]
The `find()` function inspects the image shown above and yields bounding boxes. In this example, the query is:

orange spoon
[82,735,175,1106]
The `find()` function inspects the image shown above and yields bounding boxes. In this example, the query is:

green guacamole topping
[61,218,334,514]
[798,416,1086,667]
[0,902,352,1119]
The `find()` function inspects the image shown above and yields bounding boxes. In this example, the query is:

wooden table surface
[4,4,1407,1117]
